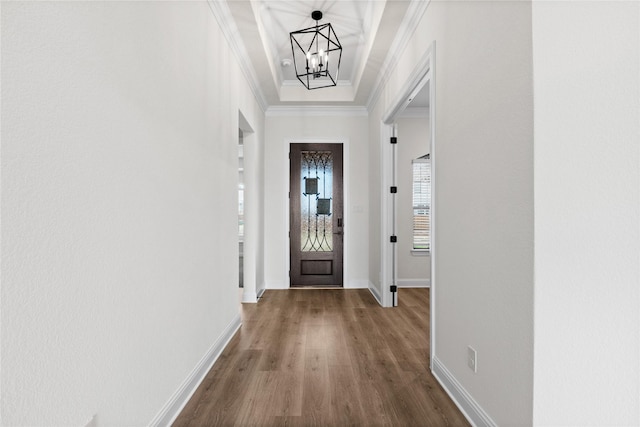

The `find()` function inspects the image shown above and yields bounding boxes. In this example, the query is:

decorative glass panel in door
[290,143,343,286]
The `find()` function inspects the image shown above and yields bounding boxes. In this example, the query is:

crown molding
[266,105,368,117]
[206,0,268,113]
[366,0,431,112]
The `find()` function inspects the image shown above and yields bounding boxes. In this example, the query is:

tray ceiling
[216,0,427,108]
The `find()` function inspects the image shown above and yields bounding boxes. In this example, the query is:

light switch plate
[467,346,477,373]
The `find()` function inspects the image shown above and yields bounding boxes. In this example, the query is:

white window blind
[412,157,431,251]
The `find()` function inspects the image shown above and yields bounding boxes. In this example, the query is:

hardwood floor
[173,288,469,426]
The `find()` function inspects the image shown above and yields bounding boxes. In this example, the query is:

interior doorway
[238,111,259,303]
[395,84,432,298]
[379,41,435,366]
[289,143,344,287]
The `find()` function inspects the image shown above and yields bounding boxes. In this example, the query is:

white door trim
[239,111,258,303]
[379,122,395,308]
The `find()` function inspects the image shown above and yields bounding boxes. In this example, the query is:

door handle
[333,231,343,235]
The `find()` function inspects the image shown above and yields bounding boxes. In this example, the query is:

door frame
[284,138,350,288]
[239,110,259,303]
[380,41,435,366]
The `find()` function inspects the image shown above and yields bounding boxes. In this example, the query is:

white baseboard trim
[265,280,288,289]
[431,356,497,427]
[397,278,431,288]
[368,282,383,306]
[257,287,266,299]
[345,279,370,289]
[149,314,242,427]
[242,290,258,303]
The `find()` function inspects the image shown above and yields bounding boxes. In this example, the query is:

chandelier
[289,11,343,90]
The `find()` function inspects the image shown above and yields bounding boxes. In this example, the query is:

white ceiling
[218,0,426,109]
[256,1,376,83]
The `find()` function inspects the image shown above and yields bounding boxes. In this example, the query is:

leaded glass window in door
[301,151,333,252]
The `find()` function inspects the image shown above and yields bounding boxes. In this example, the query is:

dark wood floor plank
[173,288,469,426]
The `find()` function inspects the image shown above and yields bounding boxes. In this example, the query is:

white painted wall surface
[264,113,369,289]
[532,2,640,425]
[1,1,264,425]
[370,1,534,424]
[396,116,431,285]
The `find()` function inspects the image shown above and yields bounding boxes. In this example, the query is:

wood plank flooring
[173,288,469,426]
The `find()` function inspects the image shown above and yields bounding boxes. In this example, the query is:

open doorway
[379,41,435,366]
[238,111,260,303]
[396,84,431,295]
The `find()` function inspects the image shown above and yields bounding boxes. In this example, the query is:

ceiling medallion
[289,11,343,90]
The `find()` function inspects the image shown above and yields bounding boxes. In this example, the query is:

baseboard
[431,356,497,427]
[257,287,266,299]
[265,280,288,289]
[242,290,257,303]
[368,282,383,306]
[397,278,431,288]
[345,279,370,289]
[149,314,242,427]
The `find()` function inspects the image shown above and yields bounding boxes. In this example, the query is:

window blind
[412,158,431,250]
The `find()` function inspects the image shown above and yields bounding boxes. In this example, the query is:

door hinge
[390,235,397,243]
[390,186,397,193]
[390,137,397,144]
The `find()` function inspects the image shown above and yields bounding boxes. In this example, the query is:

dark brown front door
[290,143,343,287]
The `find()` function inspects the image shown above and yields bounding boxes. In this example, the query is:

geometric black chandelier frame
[289,11,343,90]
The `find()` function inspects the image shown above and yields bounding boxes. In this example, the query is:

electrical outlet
[467,346,477,373]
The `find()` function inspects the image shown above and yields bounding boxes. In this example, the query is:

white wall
[369,1,534,425]
[1,1,264,425]
[532,2,640,425]
[264,112,369,289]
[396,115,431,285]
